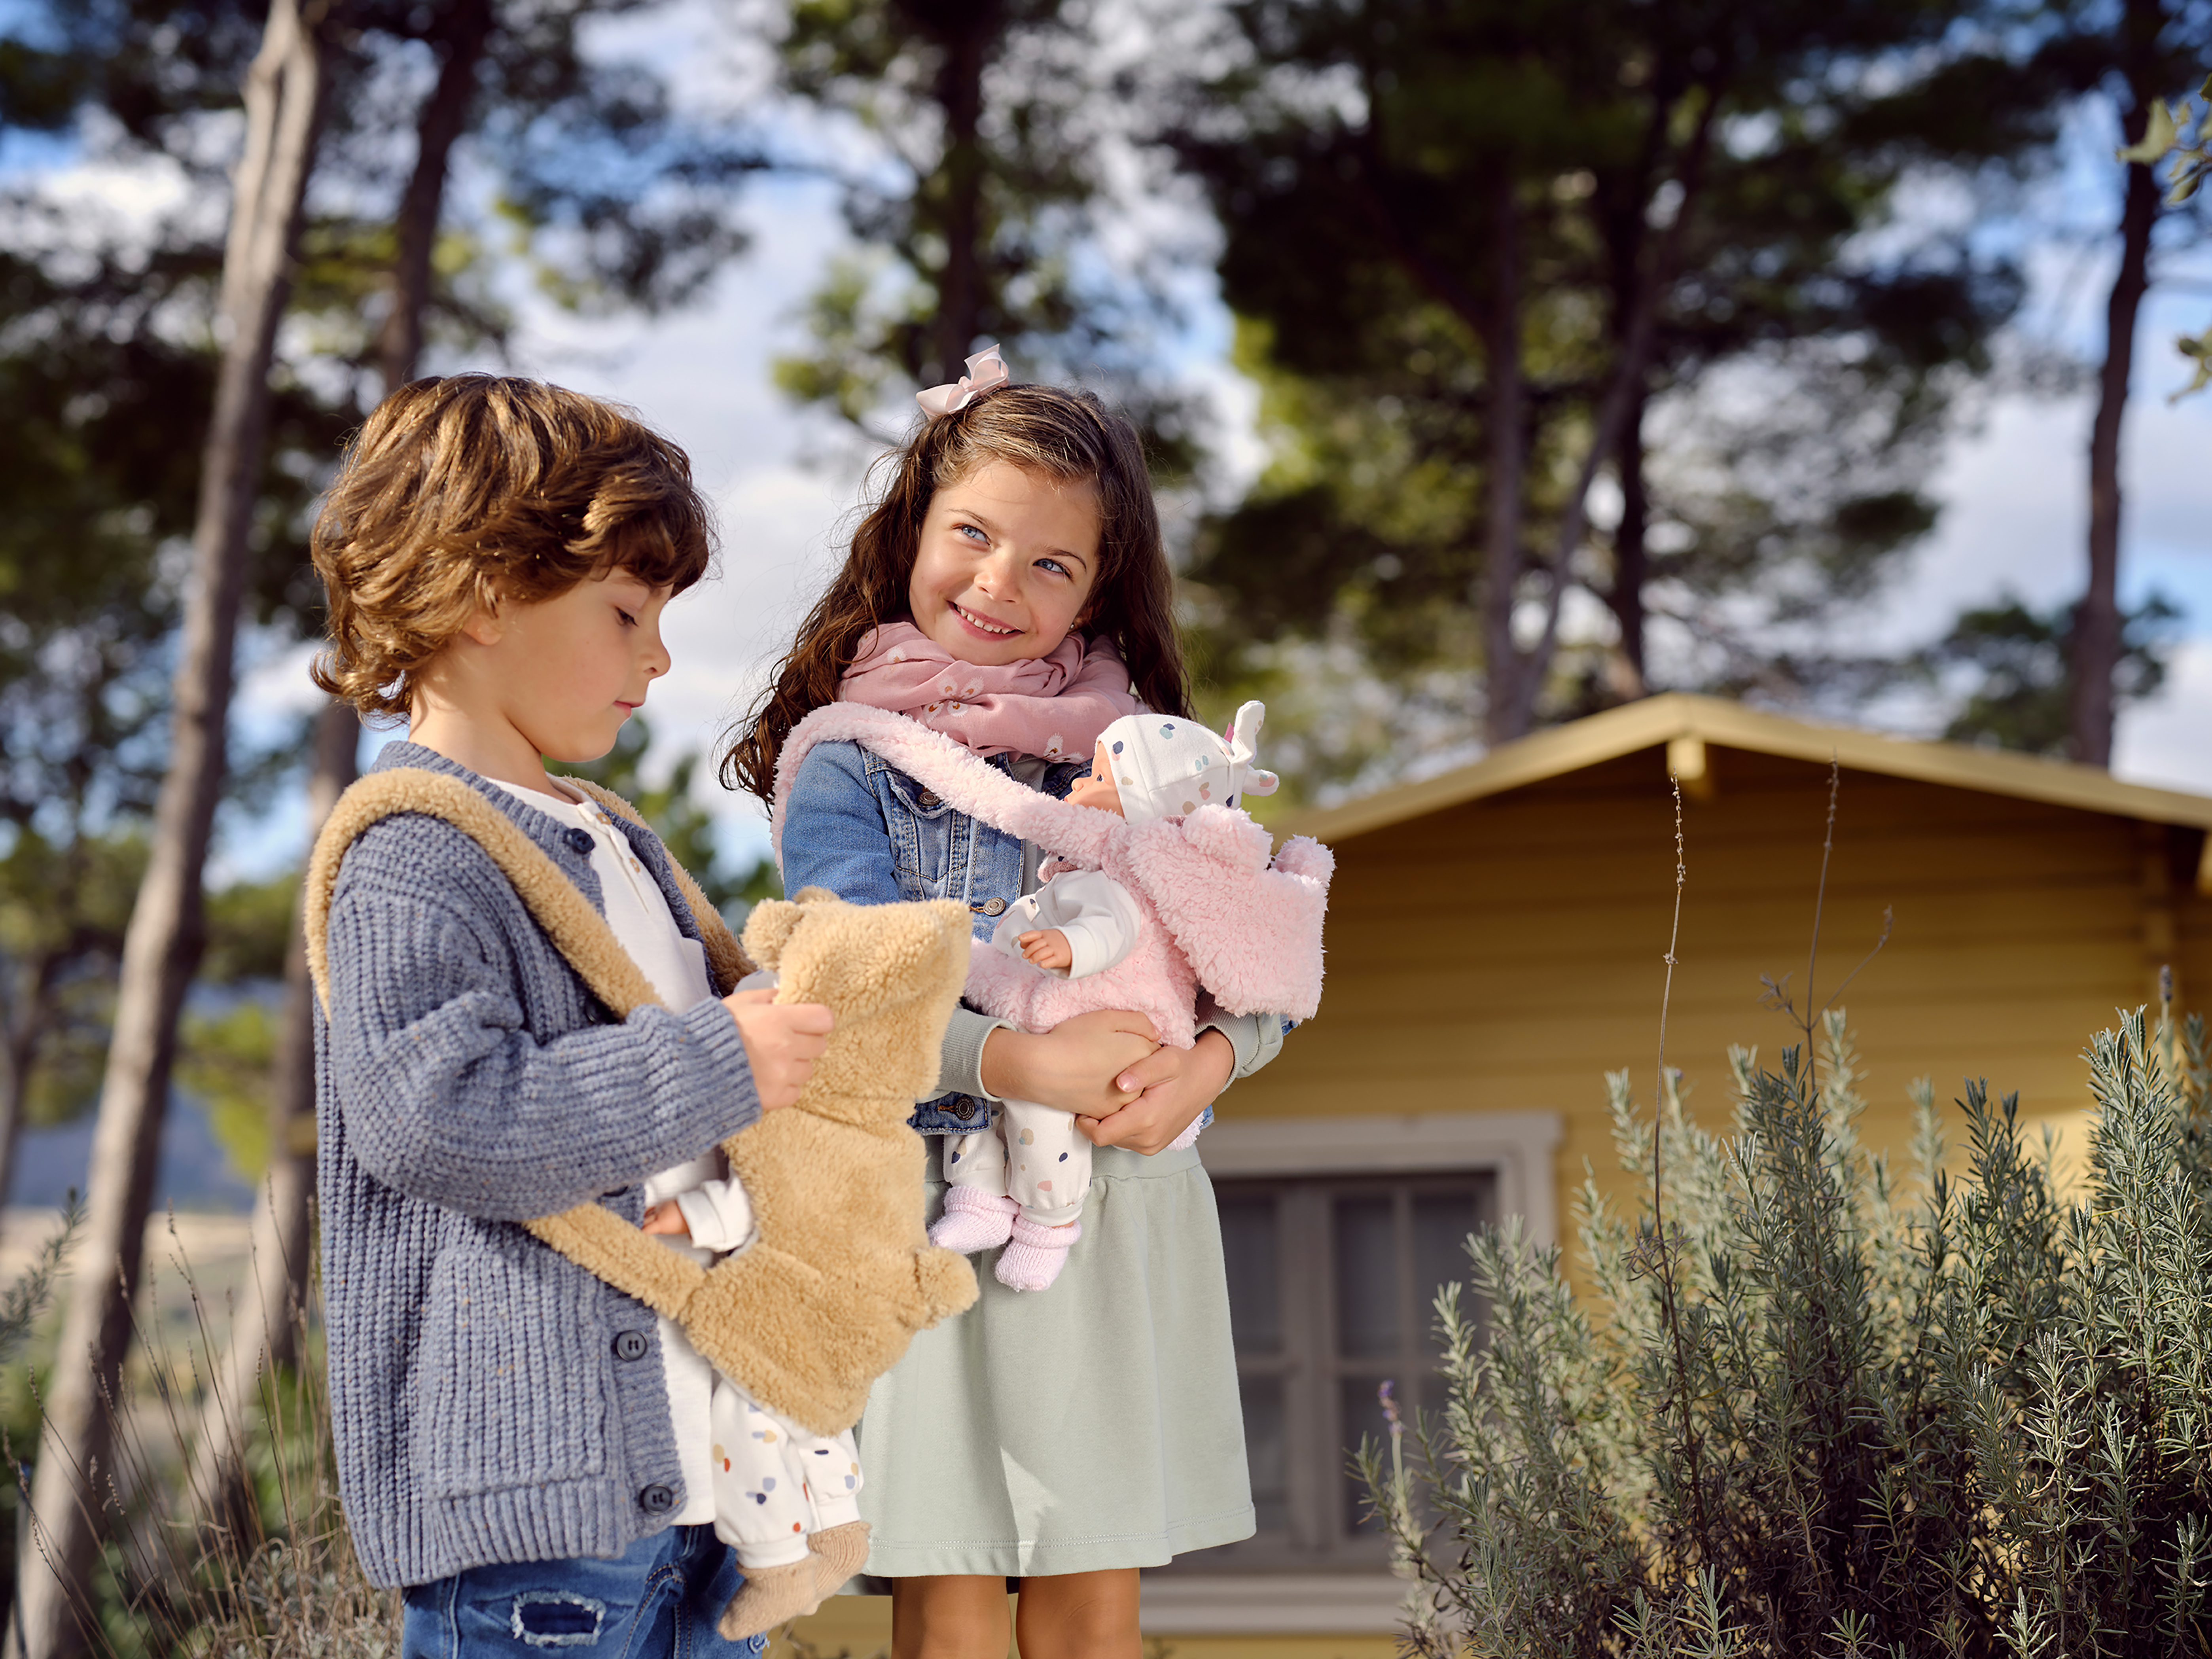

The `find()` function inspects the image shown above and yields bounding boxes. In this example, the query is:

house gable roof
[1275,692,2212,844]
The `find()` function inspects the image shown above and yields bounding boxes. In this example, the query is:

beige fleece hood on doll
[303,767,979,1438]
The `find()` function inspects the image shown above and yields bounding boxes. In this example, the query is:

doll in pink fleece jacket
[929,701,1331,1290]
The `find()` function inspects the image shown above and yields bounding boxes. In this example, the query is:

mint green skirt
[854,1142,1255,1578]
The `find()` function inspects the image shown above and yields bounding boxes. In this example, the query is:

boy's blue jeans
[400,1524,769,1657]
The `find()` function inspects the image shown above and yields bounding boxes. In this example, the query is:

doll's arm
[673,1176,758,1254]
[996,871,1144,979]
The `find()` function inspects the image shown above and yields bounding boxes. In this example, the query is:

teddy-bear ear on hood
[740,894,812,970]
[759,896,971,1023]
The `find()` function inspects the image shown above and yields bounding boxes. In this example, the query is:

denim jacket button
[916,789,941,809]
[980,896,1007,916]
[639,1483,676,1513]
[949,1096,977,1120]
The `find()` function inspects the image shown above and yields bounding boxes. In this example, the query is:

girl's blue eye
[1037,557,1070,578]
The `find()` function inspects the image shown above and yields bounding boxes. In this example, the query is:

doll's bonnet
[1097,699,1279,825]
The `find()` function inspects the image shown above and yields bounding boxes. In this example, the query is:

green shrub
[1365,1008,2212,1657]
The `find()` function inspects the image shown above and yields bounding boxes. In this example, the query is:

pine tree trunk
[1508,85,1718,739]
[0,954,59,1220]
[1480,170,1527,747]
[9,3,331,1652]
[1609,405,1651,700]
[2073,25,2164,769]
[180,703,354,1536]
[373,0,491,394]
[189,0,477,1528]
[930,15,989,382]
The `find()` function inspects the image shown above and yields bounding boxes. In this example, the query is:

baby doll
[641,1129,868,1638]
[929,702,1327,1290]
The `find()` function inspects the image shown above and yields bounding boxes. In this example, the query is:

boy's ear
[459,576,506,646]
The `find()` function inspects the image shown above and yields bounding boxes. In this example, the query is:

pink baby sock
[995,1216,1081,1292]
[930,1187,1020,1254]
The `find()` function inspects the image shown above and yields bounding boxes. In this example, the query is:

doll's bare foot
[995,1216,1080,1292]
[718,1556,824,1640]
[809,1519,872,1596]
[930,1188,1019,1253]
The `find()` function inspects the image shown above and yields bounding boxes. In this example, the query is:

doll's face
[1065,737,1123,816]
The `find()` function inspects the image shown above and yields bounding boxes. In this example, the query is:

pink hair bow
[916,344,1009,418]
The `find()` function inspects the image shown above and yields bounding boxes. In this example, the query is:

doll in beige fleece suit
[642,973,865,1637]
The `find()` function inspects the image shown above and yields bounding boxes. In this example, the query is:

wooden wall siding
[1235,742,2195,1258]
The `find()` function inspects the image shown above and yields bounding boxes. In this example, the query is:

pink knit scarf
[837,621,1139,762]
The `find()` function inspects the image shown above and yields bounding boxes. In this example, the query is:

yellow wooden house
[791,692,2212,1659]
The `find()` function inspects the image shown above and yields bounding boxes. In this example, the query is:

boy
[308,374,831,1656]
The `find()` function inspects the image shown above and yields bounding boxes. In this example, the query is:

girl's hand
[979,1008,1157,1118]
[642,1200,691,1237]
[723,987,835,1112]
[1078,1029,1235,1155]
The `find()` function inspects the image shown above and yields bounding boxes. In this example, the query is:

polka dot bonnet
[1095,699,1280,826]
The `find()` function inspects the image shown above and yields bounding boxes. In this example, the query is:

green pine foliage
[1366,1008,2212,1657]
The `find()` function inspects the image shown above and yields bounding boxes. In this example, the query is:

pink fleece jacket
[773,705,1333,1049]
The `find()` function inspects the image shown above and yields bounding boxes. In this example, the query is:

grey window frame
[1140,1110,1562,1635]
[1209,1171,1500,1569]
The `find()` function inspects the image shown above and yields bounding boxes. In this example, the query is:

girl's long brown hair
[723,383,1192,802]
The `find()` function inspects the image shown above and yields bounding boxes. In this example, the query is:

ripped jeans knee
[509,1589,605,1647]
[401,1523,767,1658]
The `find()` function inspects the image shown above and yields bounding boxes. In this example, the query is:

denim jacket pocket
[870,762,961,903]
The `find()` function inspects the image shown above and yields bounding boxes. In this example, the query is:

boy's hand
[642,1200,691,1237]
[722,988,834,1112]
[1019,928,1074,971]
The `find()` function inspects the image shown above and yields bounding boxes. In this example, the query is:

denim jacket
[782,737,1283,1134]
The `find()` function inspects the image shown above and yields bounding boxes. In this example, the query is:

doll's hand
[1019,929,1074,971]
[641,1200,691,1237]
[723,988,834,1112]
[1079,1029,1235,1155]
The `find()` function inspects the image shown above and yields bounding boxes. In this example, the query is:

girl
[724,350,1281,1658]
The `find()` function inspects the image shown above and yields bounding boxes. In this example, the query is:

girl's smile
[907,461,1102,665]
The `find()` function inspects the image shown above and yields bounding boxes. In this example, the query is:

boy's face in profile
[450,567,674,764]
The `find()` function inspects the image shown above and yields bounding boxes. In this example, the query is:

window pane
[1333,1195,1398,1358]
[1218,1191,1282,1356]
[1412,1189,1481,1360]
[1240,1375,1290,1536]
[1337,1375,1395,1537]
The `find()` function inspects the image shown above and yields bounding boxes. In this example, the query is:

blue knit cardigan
[314,742,759,1588]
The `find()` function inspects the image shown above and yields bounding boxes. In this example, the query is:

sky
[27,2,2212,879]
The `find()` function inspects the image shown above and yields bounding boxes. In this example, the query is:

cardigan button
[564,828,595,855]
[612,1330,649,1362]
[979,896,1006,916]
[639,1483,676,1514]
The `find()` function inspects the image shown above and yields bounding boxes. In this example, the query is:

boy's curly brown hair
[311,374,716,718]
